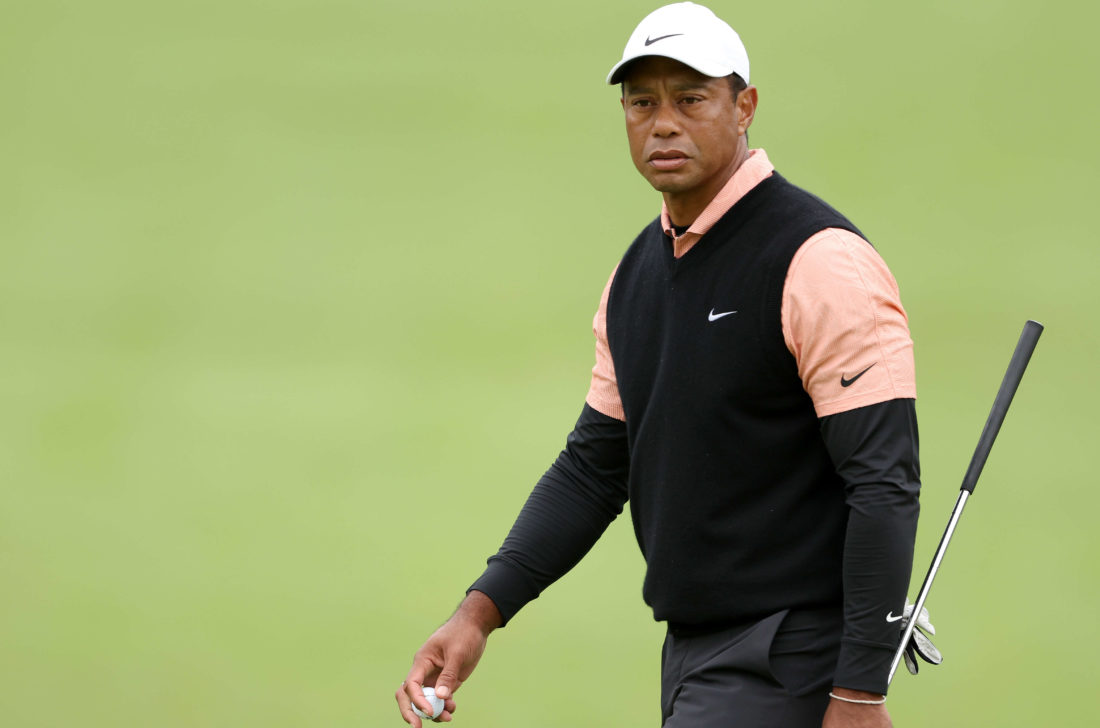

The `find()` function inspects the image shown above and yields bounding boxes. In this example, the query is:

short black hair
[727,73,747,99]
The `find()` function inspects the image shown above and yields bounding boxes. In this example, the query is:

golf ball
[412,686,444,720]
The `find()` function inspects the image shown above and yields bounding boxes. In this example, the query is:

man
[396,4,920,726]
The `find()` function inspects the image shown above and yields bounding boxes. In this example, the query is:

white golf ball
[412,686,444,720]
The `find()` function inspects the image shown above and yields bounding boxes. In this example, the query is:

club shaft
[887,490,969,684]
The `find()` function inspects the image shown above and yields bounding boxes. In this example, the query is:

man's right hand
[395,591,503,726]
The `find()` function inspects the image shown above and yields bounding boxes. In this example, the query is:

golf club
[887,319,1044,684]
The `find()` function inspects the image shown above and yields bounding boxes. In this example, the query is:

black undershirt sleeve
[468,403,630,626]
[820,398,921,695]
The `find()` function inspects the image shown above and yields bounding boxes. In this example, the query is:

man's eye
[633,99,653,107]
[681,97,701,104]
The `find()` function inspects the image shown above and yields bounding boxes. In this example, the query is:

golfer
[397,4,920,726]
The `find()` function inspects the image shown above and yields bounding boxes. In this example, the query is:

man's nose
[652,103,680,137]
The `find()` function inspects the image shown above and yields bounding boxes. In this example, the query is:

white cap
[606,3,750,85]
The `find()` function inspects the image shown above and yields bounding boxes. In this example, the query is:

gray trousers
[660,607,841,727]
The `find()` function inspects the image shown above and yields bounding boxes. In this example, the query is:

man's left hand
[821,689,892,728]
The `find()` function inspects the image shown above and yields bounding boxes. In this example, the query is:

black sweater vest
[607,173,865,626]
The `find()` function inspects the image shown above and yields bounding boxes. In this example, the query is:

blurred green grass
[2,0,1097,725]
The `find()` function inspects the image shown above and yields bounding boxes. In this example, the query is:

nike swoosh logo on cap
[840,363,876,387]
[644,33,684,46]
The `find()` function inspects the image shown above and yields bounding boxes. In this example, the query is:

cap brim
[606,51,734,85]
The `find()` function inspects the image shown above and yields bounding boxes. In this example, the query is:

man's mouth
[648,151,689,171]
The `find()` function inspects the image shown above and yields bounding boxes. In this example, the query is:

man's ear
[737,85,758,135]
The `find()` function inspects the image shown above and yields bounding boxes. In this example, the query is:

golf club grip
[959,320,1043,493]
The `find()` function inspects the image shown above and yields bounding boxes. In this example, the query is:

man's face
[620,57,754,216]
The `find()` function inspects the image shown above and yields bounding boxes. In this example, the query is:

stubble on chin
[644,172,692,194]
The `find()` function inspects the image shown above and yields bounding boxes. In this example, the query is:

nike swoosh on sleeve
[840,363,876,387]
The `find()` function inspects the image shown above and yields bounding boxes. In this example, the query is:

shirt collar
[660,148,775,258]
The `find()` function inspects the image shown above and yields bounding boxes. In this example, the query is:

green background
[3,0,1098,725]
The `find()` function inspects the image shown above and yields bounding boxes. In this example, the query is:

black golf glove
[900,600,943,675]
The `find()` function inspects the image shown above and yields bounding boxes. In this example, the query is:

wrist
[455,590,503,636]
